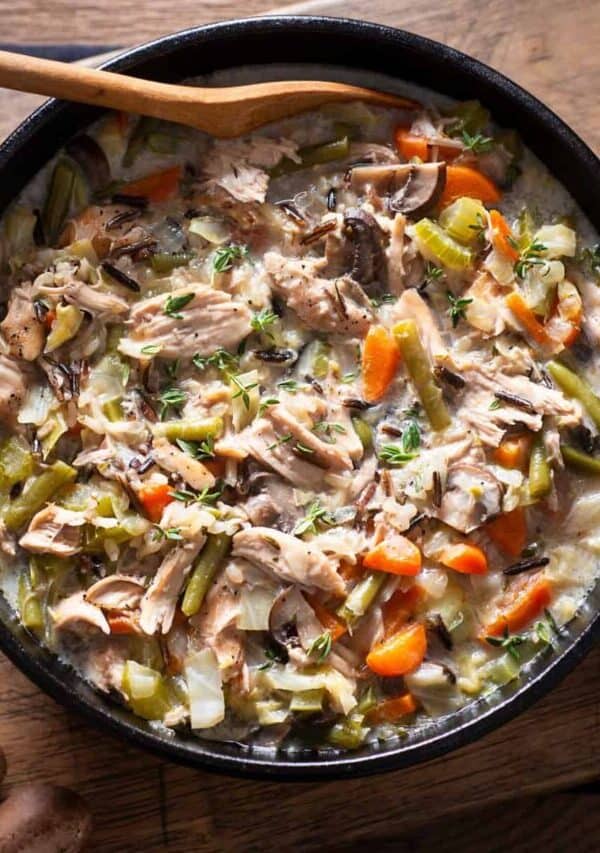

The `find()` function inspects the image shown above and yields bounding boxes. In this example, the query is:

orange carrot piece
[303,593,346,641]
[382,585,424,639]
[505,291,552,346]
[485,507,527,558]
[394,127,428,161]
[439,165,501,208]
[137,482,174,523]
[366,622,427,677]
[44,309,56,331]
[339,558,365,583]
[492,434,533,471]
[361,325,401,403]
[439,543,488,575]
[108,612,140,635]
[489,209,519,262]
[363,536,422,576]
[484,577,553,637]
[121,165,182,203]
[367,693,418,724]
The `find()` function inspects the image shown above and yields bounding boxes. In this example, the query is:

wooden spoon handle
[0,50,194,122]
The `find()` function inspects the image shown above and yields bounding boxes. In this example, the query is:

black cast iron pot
[0,16,598,780]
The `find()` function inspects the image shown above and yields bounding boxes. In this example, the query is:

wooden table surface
[0,1,598,851]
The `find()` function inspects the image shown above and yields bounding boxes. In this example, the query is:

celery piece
[484,652,520,686]
[517,208,535,251]
[561,445,600,476]
[121,660,171,721]
[153,416,223,443]
[289,689,325,713]
[65,238,98,264]
[337,572,386,626]
[42,158,79,245]
[82,512,147,552]
[150,252,195,275]
[18,573,44,631]
[182,534,232,617]
[547,361,600,430]
[393,319,451,431]
[528,435,552,500]
[45,303,83,353]
[0,435,34,489]
[413,218,473,271]
[4,461,76,531]
[439,197,487,245]
[270,136,349,179]
[312,340,331,379]
[328,715,368,750]
[351,417,373,450]
[102,397,124,423]
[447,100,490,136]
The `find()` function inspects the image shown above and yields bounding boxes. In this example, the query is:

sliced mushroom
[351,162,447,218]
[84,575,146,611]
[342,207,387,293]
[437,463,503,534]
[268,587,322,664]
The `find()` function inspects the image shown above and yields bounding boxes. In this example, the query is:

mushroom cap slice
[437,463,504,534]
[350,162,447,218]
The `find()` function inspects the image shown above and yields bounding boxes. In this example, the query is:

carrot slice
[367,693,418,724]
[440,165,501,208]
[303,593,346,641]
[44,309,57,331]
[120,165,182,203]
[489,209,519,262]
[339,558,365,583]
[439,543,488,575]
[108,612,140,635]
[363,536,422,576]
[492,434,533,471]
[485,507,527,558]
[381,585,424,639]
[361,325,401,403]
[484,577,553,637]
[505,291,552,346]
[394,127,428,161]
[366,622,427,677]
[137,483,174,523]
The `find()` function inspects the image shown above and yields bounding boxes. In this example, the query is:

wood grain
[0,2,597,851]
[0,647,598,851]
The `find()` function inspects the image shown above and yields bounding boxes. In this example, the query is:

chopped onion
[17,384,54,426]
[231,369,259,432]
[483,247,515,286]
[261,664,356,714]
[238,586,278,631]
[184,648,225,729]
[188,216,231,245]
[534,224,576,259]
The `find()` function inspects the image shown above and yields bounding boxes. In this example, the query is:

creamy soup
[0,70,598,750]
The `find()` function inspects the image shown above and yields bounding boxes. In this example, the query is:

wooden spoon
[0,50,418,138]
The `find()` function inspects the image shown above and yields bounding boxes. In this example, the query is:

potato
[0,783,92,852]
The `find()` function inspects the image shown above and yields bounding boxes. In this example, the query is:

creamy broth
[0,70,598,750]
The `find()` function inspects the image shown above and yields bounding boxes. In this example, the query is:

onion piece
[184,648,225,729]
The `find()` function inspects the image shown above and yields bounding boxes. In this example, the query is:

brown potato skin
[0,783,92,853]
